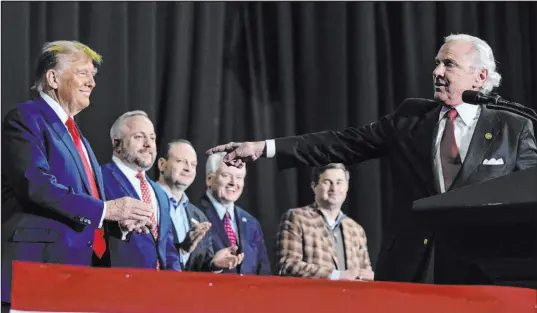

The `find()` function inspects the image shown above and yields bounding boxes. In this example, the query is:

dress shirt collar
[112,155,145,180]
[206,189,235,222]
[439,102,479,126]
[40,91,70,124]
[160,185,190,210]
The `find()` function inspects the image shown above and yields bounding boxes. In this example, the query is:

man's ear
[157,157,166,172]
[474,68,488,88]
[45,70,59,89]
[206,173,213,187]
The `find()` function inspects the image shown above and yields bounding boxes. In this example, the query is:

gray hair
[32,40,102,92]
[109,110,149,142]
[444,34,501,94]
[205,152,247,175]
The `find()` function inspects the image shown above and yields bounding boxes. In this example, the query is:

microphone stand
[485,104,537,123]
[485,94,537,123]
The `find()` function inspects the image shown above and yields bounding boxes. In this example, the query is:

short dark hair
[311,163,350,186]
[158,139,194,160]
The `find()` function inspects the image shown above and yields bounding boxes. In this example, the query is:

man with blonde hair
[1,41,153,307]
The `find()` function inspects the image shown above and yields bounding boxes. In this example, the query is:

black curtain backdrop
[2,1,537,273]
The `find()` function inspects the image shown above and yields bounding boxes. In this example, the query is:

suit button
[88,242,93,248]
[423,239,428,245]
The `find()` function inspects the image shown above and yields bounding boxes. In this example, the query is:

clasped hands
[175,219,245,271]
[104,196,155,233]
[340,268,375,281]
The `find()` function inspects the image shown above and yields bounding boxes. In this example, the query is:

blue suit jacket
[198,195,271,275]
[100,162,181,271]
[1,97,106,303]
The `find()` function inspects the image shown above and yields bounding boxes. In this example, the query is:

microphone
[462,90,537,122]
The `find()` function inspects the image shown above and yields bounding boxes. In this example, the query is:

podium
[413,167,537,289]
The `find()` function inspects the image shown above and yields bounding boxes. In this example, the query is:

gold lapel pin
[485,133,493,140]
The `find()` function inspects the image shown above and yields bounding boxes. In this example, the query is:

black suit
[180,203,215,272]
[273,98,537,284]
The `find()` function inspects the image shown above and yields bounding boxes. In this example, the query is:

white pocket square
[482,158,504,165]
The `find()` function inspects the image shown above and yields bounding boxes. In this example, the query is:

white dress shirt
[206,189,239,241]
[112,156,160,223]
[433,103,480,193]
[40,91,107,226]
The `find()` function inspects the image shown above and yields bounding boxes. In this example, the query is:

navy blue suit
[2,97,106,303]
[100,162,181,271]
[198,195,271,275]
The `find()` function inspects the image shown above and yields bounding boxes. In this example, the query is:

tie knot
[224,210,231,219]
[446,109,458,121]
[135,171,145,180]
[65,117,76,129]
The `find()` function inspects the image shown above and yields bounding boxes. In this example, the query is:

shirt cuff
[99,202,106,228]
[329,270,341,280]
[119,223,130,241]
[180,249,191,266]
[265,139,275,158]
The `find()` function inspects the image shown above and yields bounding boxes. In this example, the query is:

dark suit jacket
[100,162,181,271]
[273,98,537,284]
[198,194,271,275]
[178,202,215,272]
[1,97,107,303]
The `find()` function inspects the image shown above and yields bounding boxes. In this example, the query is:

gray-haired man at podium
[206,33,537,285]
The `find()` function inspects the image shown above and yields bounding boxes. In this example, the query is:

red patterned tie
[135,171,160,270]
[223,210,237,246]
[65,117,106,258]
[440,109,462,191]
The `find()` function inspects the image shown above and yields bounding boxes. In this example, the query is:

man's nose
[433,64,444,78]
[87,75,96,88]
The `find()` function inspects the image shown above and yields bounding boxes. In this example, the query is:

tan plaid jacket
[276,205,372,279]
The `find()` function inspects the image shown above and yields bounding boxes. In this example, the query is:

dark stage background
[2,1,537,273]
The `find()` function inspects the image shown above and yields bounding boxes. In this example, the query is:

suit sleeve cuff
[265,139,276,158]
[329,270,341,280]
[99,202,106,228]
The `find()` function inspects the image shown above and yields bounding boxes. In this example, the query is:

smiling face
[46,53,97,115]
[158,142,198,191]
[206,161,246,205]
[116,115,157,171]
[312,168,349,208]
[433,40,488,106]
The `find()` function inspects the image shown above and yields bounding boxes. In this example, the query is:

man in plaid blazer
[276,163,374,281]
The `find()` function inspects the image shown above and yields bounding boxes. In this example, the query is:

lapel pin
[485,133,492,140]
[242,217,247,223]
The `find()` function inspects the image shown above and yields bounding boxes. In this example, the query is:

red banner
[10,261,537,313]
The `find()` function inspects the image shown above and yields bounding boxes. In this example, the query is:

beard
[121,148,155,171]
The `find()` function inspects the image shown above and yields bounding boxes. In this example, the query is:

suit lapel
[340,219,355,269]
[450,106,500,190]
[201,196,231,247]
[312,207,337,267]
[38,97,92,194]
[401,104,443,195]
[81,136,105,198]
[108,163,140,200]
[234,207,247,251]
[148,179,169,242]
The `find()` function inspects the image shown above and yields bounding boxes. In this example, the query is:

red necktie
[65,117,106,258]
[135,171,160,270]
[223,210,237,246]
[440,109,461,191]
